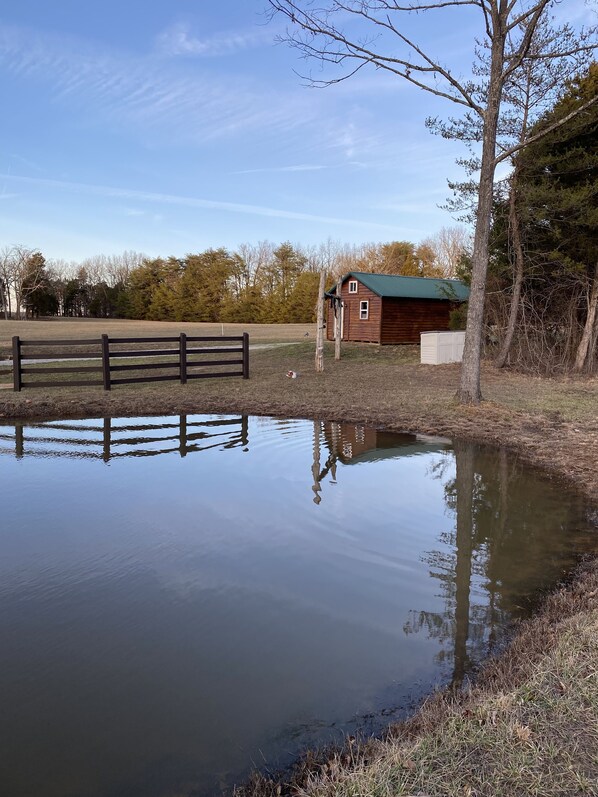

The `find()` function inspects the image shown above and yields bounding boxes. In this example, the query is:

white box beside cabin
[420,331,466,364]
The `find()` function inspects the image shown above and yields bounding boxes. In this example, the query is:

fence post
[179,414,187,456]
[242,333,249,379]
[103,417,111,462]
[15,422,24,457]
[180,333,187,384]
[12,336,21,392]
[101,335,111,391]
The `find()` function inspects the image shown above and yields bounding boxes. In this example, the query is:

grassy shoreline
[1,327,597,796]
[236,558,598,797]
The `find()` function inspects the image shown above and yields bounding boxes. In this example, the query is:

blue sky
[0,0,593,261]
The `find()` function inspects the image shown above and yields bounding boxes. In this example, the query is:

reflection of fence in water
[0,416,249,461]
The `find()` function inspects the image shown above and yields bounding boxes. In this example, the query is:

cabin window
[348,280,358,293]
[359,300,369,320]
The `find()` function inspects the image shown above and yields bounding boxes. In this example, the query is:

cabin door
[342,302,348,339]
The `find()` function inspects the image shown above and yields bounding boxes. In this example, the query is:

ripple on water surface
[0,414,595,797]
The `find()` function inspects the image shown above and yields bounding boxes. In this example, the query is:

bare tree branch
[270,1,483,111]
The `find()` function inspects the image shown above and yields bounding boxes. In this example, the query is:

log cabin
[326,271,469,345]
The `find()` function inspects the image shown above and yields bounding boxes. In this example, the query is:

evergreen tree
[514,63,598,371]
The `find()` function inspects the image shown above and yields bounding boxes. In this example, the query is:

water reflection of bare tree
[405,441,480,687]
[452,441,474,686]
[311,421,340,504]
[405,443,594,688]
[311,420,322,505]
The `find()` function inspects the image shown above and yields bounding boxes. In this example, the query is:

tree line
[487,63,598,374]
[0,229,469,325]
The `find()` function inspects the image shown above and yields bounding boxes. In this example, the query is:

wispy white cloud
[233,164,327,174]
[7,153,45,172]
[1,172,401,232]
[0,22,316,146]
[155,22,274,57]
[122,207,164,223]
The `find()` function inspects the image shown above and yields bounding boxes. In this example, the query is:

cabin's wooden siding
[326,280,382,342]
[380,298,452,344]
[322,421,379,463]
[326,277,459,344]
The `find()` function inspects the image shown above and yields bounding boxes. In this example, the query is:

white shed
[420,331,466,364]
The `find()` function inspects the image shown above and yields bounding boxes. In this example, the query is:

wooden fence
[11,333,249,391]
[0,415,249,461]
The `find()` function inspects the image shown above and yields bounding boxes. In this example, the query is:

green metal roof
[346,272,469,301]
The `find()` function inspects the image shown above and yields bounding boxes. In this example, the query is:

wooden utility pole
[315,271,326,372]
[334,279,342,361]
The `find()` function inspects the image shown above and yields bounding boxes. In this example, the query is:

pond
[0,414,596,797]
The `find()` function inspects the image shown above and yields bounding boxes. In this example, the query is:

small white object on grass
[286,370,298,378]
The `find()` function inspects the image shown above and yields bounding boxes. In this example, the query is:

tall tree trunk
[495,176,525,368]
[452,440,475,688]
[315,271,325,372]
[458,23,506,404]
[0,280,6,320]
[574,266,598,372]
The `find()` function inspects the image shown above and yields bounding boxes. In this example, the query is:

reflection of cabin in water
[326,272,469,344]
[323,423,447,465]
[311,421,451,503]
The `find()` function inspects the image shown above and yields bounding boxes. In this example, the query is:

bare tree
[0,246,14,319]
[469,17,593,368]
[268,0,597,403]
[0,279,5,319]
[0,245,47,319]
[106,250,145,288]
[419,226,472,279]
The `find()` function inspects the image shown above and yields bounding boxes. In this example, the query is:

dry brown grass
[0,318,314,355]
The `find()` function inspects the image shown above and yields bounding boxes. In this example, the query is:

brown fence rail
[12,333,249,391]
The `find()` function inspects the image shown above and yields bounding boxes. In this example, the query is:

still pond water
[0,414,596,797]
